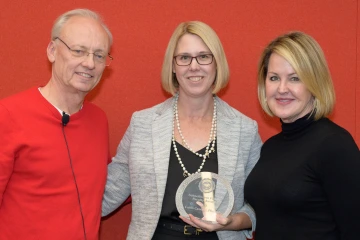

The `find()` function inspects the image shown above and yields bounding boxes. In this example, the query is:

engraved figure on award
[176,172,234,223]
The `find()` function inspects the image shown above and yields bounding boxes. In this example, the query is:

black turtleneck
[244,115,360,240]
[280,113,314,139]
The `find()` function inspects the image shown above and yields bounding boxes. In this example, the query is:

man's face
[48,16,110,95]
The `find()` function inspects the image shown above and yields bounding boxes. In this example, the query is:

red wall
[0,1,358,239]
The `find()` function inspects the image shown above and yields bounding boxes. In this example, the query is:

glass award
[175,172,234,223]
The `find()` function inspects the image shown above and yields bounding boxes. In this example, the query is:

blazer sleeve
[102,117,133,216]
[238,120,262,239]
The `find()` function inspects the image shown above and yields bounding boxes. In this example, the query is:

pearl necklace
[172,94,217,177]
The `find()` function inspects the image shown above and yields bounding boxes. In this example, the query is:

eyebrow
[176,51,212,55]
[72,44,106,53]
[268,72,297,76]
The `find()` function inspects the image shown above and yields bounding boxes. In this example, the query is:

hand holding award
[175,172,234,224]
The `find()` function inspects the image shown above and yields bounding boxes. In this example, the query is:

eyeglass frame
[173,54,214,66]
[54,37,113,66]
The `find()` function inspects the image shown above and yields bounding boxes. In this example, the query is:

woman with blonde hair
[102,21,262,240]
[245,31,360,239]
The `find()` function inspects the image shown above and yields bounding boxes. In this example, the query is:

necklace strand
[172,94,217,177]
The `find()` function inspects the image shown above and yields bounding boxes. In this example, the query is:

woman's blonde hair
[258,31,335,120]
[161,21,229,95]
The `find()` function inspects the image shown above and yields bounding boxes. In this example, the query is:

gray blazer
[102,96,262,240]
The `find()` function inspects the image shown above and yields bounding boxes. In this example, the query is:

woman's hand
[179,202,251,232]
[179,213,232,232]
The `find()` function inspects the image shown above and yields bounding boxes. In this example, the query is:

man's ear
[47,41,56,63]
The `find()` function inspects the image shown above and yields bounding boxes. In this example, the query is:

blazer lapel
[215,98,240,212]
[152,98,174,212]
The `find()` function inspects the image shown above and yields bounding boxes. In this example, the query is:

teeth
[78,72,92,78]
[189,76,202,81]
[278,99,291,102]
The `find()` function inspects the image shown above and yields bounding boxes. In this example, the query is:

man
[0,9,113,240]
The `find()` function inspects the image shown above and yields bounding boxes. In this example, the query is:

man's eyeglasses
[173,54,214,66]
[54,37,113,66]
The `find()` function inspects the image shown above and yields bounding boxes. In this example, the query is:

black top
[244,115,360,240]
[153,141,219,239]
[160,140,218,222]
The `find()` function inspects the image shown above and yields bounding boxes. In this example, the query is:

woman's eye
[269,76,278,81]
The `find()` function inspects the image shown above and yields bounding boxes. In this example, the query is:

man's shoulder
[84,101,105,112]
[83,101,108,120]
[0,87,37,104]
[0,87,38,110]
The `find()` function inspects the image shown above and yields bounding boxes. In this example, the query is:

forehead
[268,53,295,72]
[175,33,210,54]
[60,16,110,51]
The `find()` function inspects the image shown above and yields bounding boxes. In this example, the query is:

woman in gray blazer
[102,21,262,240]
